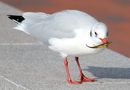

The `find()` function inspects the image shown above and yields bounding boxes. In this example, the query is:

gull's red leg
[64,57,81,84]
[75,57,95,82]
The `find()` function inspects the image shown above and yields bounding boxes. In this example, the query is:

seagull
[8,10,111,84]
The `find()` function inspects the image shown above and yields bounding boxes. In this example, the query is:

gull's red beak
[100,38,107,44]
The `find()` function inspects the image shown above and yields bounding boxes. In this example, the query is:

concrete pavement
[0,2,130,90]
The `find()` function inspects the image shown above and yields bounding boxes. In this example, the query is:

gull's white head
[90,22,108,44]
[85,22,109,49]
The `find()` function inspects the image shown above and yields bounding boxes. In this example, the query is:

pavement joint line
[0,75,30,90]
[0,43,43,45]
[98,81,130,85]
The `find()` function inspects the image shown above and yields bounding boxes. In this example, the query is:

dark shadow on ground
[83,66,130,79]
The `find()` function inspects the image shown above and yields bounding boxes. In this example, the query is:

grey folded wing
[21,12,76,44]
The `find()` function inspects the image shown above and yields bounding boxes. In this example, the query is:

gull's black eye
[95,32,98,37]
[90,31,92,37]
[107,32,109,36]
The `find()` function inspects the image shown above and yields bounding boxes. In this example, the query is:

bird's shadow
[83,66,130,79]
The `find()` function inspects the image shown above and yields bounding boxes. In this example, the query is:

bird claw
[67,79,82,84]
[67,75,95,84]
[81,74,96,82]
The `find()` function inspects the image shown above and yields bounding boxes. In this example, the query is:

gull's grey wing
[20,11,79,43]
[14,10,97,44]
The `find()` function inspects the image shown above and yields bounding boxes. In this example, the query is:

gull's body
[8,10,109,84]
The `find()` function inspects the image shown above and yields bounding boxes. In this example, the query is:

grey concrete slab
[1,1,130,90]
[0,45,130,90]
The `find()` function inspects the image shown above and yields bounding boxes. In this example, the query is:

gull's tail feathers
[7,12,49,34]
[7,15,25,24]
